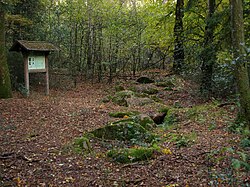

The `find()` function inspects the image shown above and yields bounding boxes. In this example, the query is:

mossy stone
[126,96,154,107]
[109,111,140,118]
[133,85,159,95]
[91,120,154,144]
[73,136,92,154]
[115,85,125,92]
[156,80,175,88]
[102,95,112,103]
[107,147,156,163]
[112,90,134,106]
[133,114,156,130]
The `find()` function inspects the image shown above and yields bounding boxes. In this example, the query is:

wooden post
[45,54,49,95]
[23,54,29,96]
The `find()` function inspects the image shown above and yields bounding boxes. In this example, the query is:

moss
[132,114,155,130]
[102,95,112,103]
[109,111,140,118]
[159,106,171,113]
[183,104,217,123]
[126,96,155,107]
[142,87,158,95]
[150,95,162,103]
[107,147,156,163]
[0,13,12,99]
[115,85,125,92]
[73,136,92,154]
[111,90,134,106]
[133,85,159,95]
[168,132,197,148]
[156,80,175,88]
[163,109,178,126]
[91,120,155,144]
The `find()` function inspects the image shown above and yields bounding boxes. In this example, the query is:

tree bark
[0,6,12,98]
[231,0,250,127]
[173,0,184,74]
[200,0,216,95]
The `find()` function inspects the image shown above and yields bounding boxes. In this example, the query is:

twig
[125,177,146,184]
[0,152,39,162]
[0,152,15,159]
[217,102,235,107]
[121,162,141,168]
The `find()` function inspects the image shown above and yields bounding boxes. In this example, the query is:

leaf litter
[0,77,248,186]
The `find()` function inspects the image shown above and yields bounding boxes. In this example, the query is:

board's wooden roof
[10,40,58,52]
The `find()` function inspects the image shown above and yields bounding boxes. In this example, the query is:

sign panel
[28,56,45,70]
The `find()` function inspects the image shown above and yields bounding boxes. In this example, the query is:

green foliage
[107,147,156,163]
[73,136,92,154]
[16,83,28,97]
[184,104,216,123]
[240,138,250,149]
[207,147,250,186]
[159,106,170,113]
[163,109,178,126]
[0,8,12,98]
[115,85,125,92]
[228,121,247,134]
[149,95,162,103]
[101,95,112,103]
[168,132,197,148]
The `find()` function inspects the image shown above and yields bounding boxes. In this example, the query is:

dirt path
[0,81,246,186]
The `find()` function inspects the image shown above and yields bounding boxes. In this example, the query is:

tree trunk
[0,6,12,98]
[200,0,216,95]
[173,0,184,74]
[231,0,250,127]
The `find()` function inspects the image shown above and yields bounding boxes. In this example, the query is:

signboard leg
[24,55,29,97]
[45,55,49,95]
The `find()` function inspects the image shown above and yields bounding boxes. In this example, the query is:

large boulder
[91,119,155,144]
[133,84,159,95]
[111,90,135,106]
[126,96,154,107]
[132,114,156,130]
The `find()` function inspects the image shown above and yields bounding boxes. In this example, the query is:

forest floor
[0,71,249,187]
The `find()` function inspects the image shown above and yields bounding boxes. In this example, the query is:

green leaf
[231,159,241,170]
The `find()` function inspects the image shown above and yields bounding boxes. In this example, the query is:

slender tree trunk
[91,25,96,82]
[0,6,12,98]
[200,0,216,95]
[79,28,85,72]
[231,0,250,127]
[173,0,184,74]
[97,24,103,83]
[108,36,113,83]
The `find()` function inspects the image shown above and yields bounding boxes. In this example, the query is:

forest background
[1,0,250,122]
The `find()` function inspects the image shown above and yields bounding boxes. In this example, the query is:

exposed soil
[0,75,248,187]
